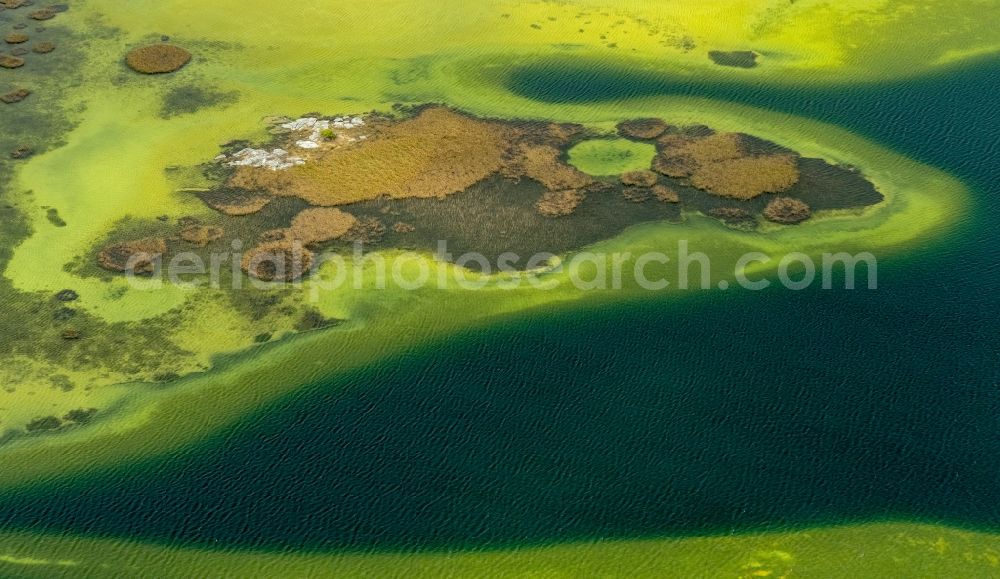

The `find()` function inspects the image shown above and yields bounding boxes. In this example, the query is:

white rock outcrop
[216,114,368,168]
[224,147,305,170]
[282,115,366,148]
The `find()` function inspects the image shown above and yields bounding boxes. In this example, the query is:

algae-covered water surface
[1,1,999,577]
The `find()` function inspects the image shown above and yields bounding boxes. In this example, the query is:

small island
[95,105,884,280]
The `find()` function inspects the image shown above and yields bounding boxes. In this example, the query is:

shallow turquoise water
[0,58,998,553]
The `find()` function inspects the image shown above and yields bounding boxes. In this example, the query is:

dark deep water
[0,58,998,552]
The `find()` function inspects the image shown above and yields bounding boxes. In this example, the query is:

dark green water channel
[0,58,998,552]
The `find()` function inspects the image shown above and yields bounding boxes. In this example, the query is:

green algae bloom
[568,138,657,175]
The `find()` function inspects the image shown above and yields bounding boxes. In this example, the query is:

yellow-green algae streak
[1,522,998,578]
[1,0,999,575]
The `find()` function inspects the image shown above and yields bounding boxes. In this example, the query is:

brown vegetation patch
[32,41,55,54]
[179,225,224,246]
[546,122,586,142]
[1,87,29,104]
[536,189,585,217]
[655,132,799,199]
[202,192,273,216]
[617,118,668,140]
[242,107,517,206]
[503,143,594,191]
[226,168,292,196]
[763,197,811,224]
[260,229,287,242]
[392,222,415,234]
[651,155,692,179]
[688,155,799,200]
[29,8,56,20]
[288,207,358,245]
[1,0,26,8]
[4,33,28,44]
[655,132,746,177]
[620,170,658,187]
[623,187,652,203]
[344,216,387,244]
[98,238,167,274]
[707,207,757,229]
[125,44,192,74]
[652,184,679,203]
[241,241,314,282]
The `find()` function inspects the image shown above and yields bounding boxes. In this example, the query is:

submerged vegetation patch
[160,84,238,119]
[708,50,759,68]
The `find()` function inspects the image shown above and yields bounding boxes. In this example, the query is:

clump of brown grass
[536,189,585,217]
[29,8,56,20]
[179,225,224,246]
[288,207,358,245]
[617,118,669,140]
[707,207,757,229]
[623,188,652,203]
[546,123,586,142]
[1,87,29,104]
[0,55,25,69]
[652,184,679,203]
[225,107,599,210]
[241,241,314,282]
[344,216,387,243]
[620,170,658,187]
[763,196,811,224]
[125,44,192,74]
[655,132,799,199]
[689,155,799,200]
[203,193,272,216]
[655,132,745,177]
[226,168,293,196]
[247,107,517,206]
[503,143,594,191]
[98,238,167,274]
